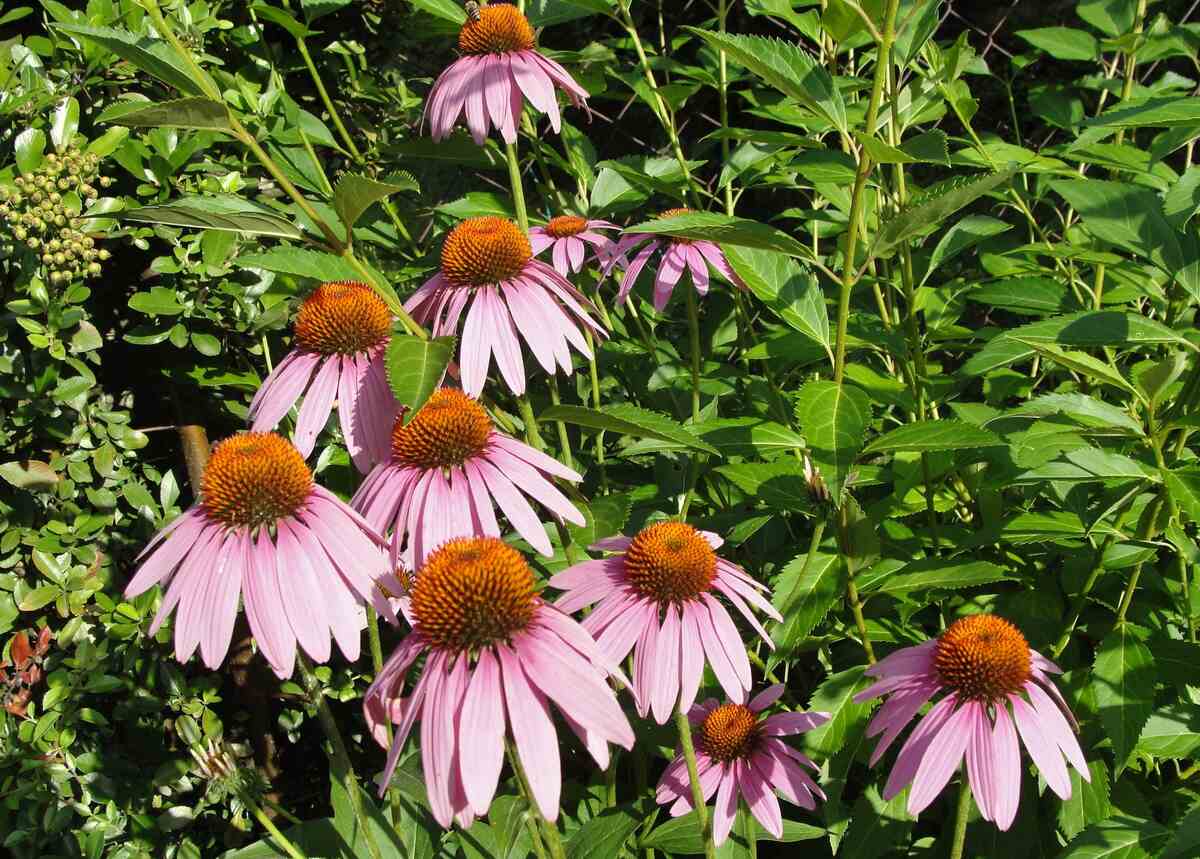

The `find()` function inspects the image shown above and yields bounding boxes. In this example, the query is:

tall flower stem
[740,800,757,858]
[685,285,703,424]
[244,792,306,859]
[832,0,902,383]
[296,655,385,859]
[506,141,531,233]
[673,709,717,859]
[516,394,546,451]
[717,0,734,216]
[948,777,972,859]
[507,742,568,859]
[548,376,574,470]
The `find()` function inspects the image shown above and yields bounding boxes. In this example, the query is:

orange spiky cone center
[293,281,391,355]
[699,703,760,762]
[458,4,535,55]
[391,388,493,469]
[201,433,312,528]
[934,615,1032,701]
[623,522,717,604]
[440,216,532,286]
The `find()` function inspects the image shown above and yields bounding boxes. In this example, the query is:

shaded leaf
[863,419,1003,454]
[384,335,455,416]
[333,173,419,237]
[1092,625,1155,776]
[117,196,303,239]
[540,404,719,455]
[100,96,232,131]
[626,211,813,260]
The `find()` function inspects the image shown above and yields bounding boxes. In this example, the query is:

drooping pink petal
[1024,681,1089,776]
[293,356,341,457]
[275,521,332,663]
[125,509,208,596]
[711,763,740,846]
[883,694,959,801]
[200,531,246,669]
[243,529,297,679]
[498,643,562,821]
[965,700,997,823]
[1009,692,1071,799]
[908,699,974,815]
[740,755,783,839]
[653,242,688,311]
[651,603,682,723]
[677,604,707,715]
[990,702,1022,830]
[864,679,940,765]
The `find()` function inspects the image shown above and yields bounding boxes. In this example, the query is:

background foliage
[2,0,1200,857]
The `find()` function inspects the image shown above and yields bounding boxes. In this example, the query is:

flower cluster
[0,148,112,284]
[122,2,1095,851]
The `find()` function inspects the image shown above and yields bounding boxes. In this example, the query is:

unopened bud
[87,262,101,275]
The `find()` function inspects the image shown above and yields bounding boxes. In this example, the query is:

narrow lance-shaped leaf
[99,97,233,132]
[115,196,303,239]
[625,211,814,260]
[539,403,719,455]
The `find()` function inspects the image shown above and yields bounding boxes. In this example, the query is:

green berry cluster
[0,147,113,284]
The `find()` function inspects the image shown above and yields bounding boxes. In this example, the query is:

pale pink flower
[125,433,395,678]
[405,216,605,397]
[249,281,397,473]
[549,522,780,723]
[352,387,584,568]
[529,215,618,276]
[365,537,634,827]
[854,614,1090,829]
[425,3,588,145]
[656,686,829,845]
[607,208,747,311]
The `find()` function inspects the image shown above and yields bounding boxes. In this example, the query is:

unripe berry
[87,262,101,275]
[98,249,111,261]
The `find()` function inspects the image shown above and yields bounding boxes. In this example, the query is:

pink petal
[908,700,973,815]
[498,643,562,821]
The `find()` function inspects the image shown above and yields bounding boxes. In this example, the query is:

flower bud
[87,262,101,275]
[98,249,111,261]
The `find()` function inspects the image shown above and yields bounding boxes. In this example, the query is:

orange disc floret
[699,703,760,762]
[623,522,717,605]
[201,433,312,528]
[391,388,493,469]
[458,3,535,55]
[294,281,391,355]
[544,215,589,238]
[410,537,536,652]
[659,207,693,219]
[935,615,1032,701]
[440,216,532,287]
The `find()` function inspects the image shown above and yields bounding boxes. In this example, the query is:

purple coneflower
[352,387,584,567]
[425,3,589,145]
[854,614,1090,829]
[656,686,829,845]
[365,537,634,827]
[529,215,618,276]
[125,432,395,678]
[549,523,780,723]
[607,208,747,311]
[404,216,605,397]
[248,281,396,473]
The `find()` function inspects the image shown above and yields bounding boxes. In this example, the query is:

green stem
[841,505,877,664]
[295,36,362,161]
[517,394,546,451]
[948,777,972,859]
[506,141,530,233]
[245,793,306,859]
[717,0,734,216]
[584,328,608,490]
[548,376,574,471]
[296,655,385,859]
[674,709,717,859]
[832,0,901,384]
[508,742,567,859]
[604,751,619,807]
[685,285,702,424]
[779,517,827,617]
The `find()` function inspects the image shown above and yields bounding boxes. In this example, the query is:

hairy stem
[245,792,306,859]
[948,777,972,859]
[506,141,530,233]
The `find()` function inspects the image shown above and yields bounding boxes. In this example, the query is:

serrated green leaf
[1133,704,1200,759]
[855,129,950,166]
[333,173,419,237]
[100,97,232,131]
[839,786,912,859]
[1092,625,1155,776]
[1161,803,1200,859]
[682,28,846,133]
[565,805,640,859]
[236,247,360,281]
[871,166,1017,257]
[725,245,830,355]
[921,215,1011,286]
[794,381,871,502]
[1083,96,1200,129]
[626,211,813,260]
[1058,760,1112,842]
[1058,816,1169,859]
[1164,466,1200,524]
[384,335,454,416]
[863,419,1003,454]
[715,461,814,513]
[863,558,1012,596]
[804,666,873,757]
[117,196,303,239]
[539,404,719,455]
[52,23,210,96]
[769,551,842,670]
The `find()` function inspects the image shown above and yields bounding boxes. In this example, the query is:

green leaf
[642,810,823,853]
[1163,166,1200,230]
[0,460,59,490]
[1058,760,1112,842]
[839,786,913,859]
[692,417,805,455]
[1163,466,1200,524]
[769,552,842,669]
[100,97,232,131]
[871,166,1017,257]
[1133,704,1200,759]
[384,335,455,416]
[794,381,871,502]
[236,247,360,281]
[117,196,303,239]
[855,129,950,166]
[14,128,46,175]
[1076,0,1136,36]
[804,666,873,757]
[539,404,719,455]
[1092,625,1155,775]
[1008,339,1137,396]
[864,558,1012,596]
[1058,816,1169,859]
[969,276,1073,315]
[715,462,814,513]
[921,215,1011,286]
[1051,179,1200,303]
[251,3,311,38]
[725,246,830,355]
[52,23,209,96]
[682,28,846,132]
[1162,803,1200,859]
[333,173,419,237]
[1015,27,1099,60]
[863,419,1003,454]
[1083,96,1200,129]
[50,96,79,151]
[625,211,813,260]
[18,585,58,612]
[128,287,184,317]
[565,806,640,859]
